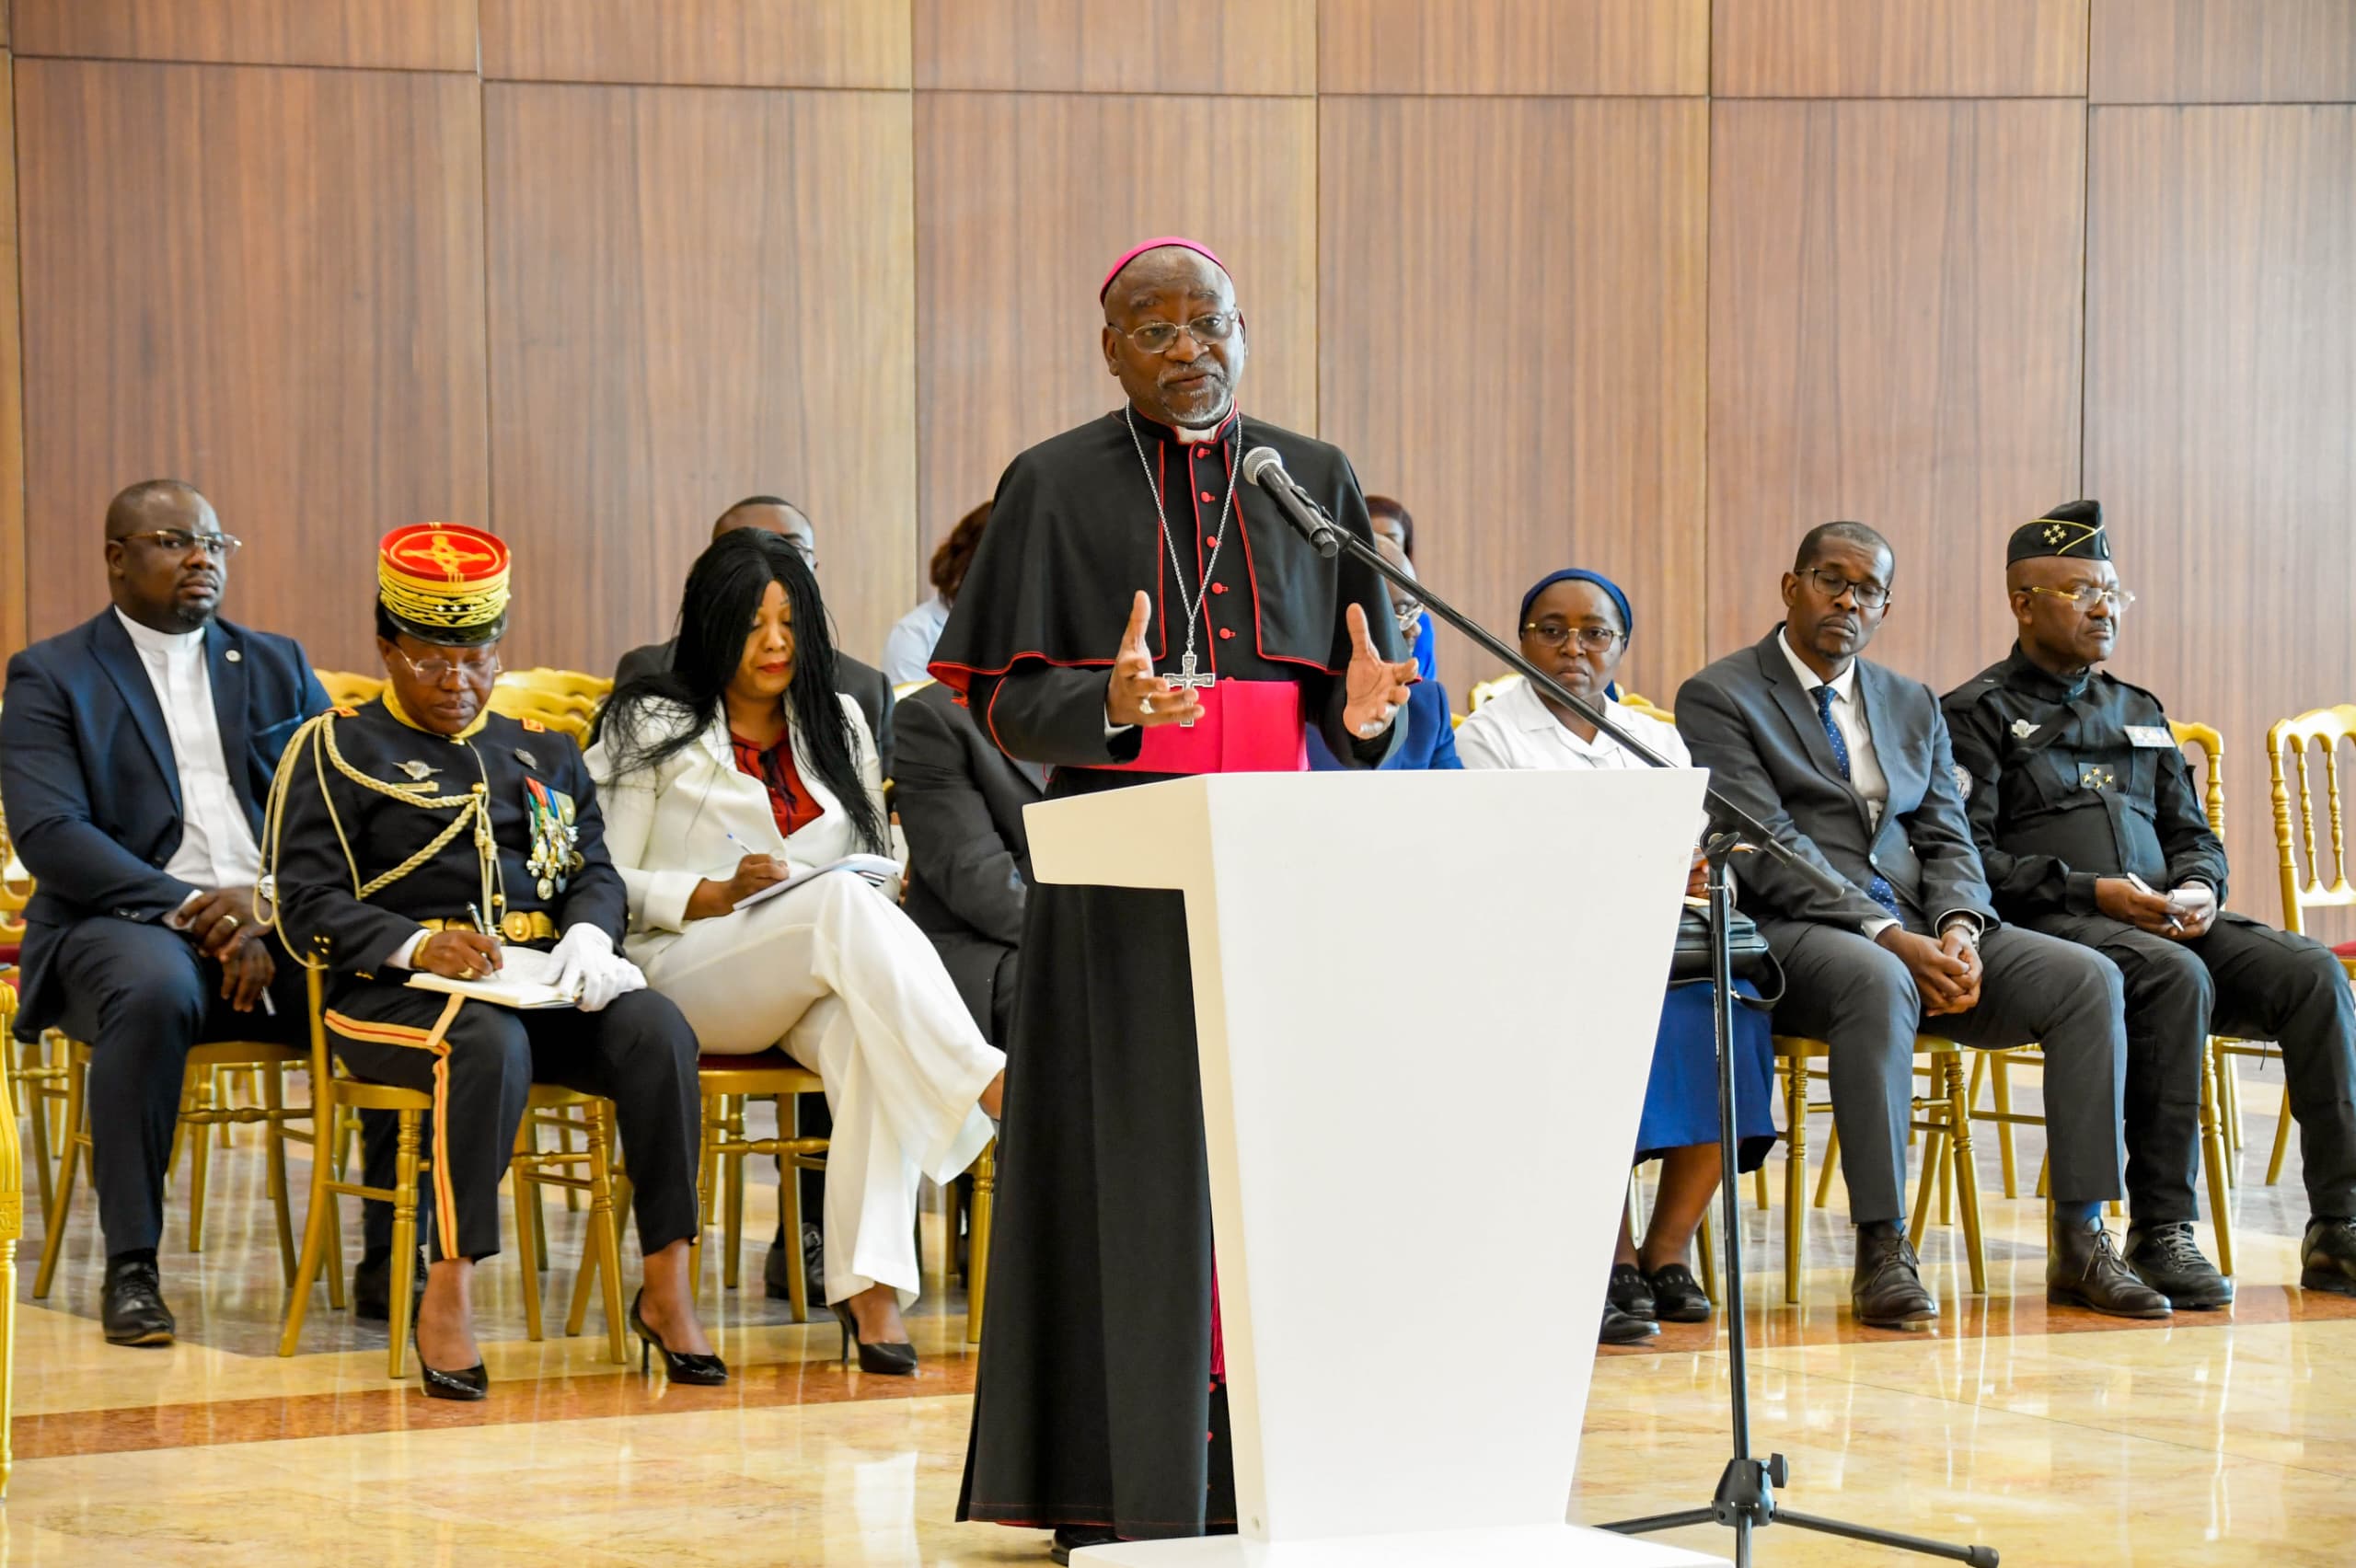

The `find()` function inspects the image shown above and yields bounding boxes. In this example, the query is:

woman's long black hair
[601,528,888,855]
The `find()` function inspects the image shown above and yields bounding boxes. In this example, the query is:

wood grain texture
[917,0,1313,94]
[1318,0,1706,96]
[1706,100,2086,691]
[914,92,1316,562]
[2086,106,2356,917]
[1319,97,1708,701]
[0,61,23,659]
[11,0,477,72]
[2092,0,2356,104]
[480,0,910,88]
[15,60,489,669]
[484,83,915,675]
[1713,0,2087,98]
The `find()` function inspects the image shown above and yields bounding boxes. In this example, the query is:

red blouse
[729,731,826,839]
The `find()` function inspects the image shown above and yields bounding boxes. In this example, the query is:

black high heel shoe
[629,1290,728,1386]
[412,1319,489,1401]
[831,1298,918,1376]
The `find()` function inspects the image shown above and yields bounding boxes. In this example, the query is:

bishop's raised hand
[1341,602,1418,739]
[1105,590,1202,728]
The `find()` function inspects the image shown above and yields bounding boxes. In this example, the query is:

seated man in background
[1306,534,1459,771]
[1677,521,2164,1328]
[893,504,1043,1045]
[0,478,324,1346]
[883,502,989,687]
[1943,502,2356,1305]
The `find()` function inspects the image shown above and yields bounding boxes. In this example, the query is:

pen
[468,902,503,968]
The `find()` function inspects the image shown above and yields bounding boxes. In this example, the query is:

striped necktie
[1811,683,1901,919]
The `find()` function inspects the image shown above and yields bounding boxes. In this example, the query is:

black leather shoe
[1051,1528,1121,1564]
[629,1289,728,1386]
[100,1256,176,1347]
[1600,1300,1661,1346]
[412,1320,489,1401]
[765,1221,826,1305]
[2049,1216,2172,1319]
[2124,1221,2234,1309]
[2300,1216,2356,1296]
[1851,1221,1938,1329]
[353,1249,426,1323]
[1644,1262,1713,1324]
[1607,1262,1657,1321]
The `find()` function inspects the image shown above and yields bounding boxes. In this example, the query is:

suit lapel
[1855,662,1916,818]
[1756,630,1851,789]
[205,623,255,825]
[90,611,182,812]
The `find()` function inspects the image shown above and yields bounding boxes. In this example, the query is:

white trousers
[632,871,1004,1305]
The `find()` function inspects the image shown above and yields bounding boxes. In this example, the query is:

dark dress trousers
[1676,627,2129,1223]
[892,679,1043,1043]
[0,611,323,1255]
[1945,647,2356,1224]
[271,698,702,1264]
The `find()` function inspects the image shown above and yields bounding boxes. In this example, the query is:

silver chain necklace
[1126,405,1242,704]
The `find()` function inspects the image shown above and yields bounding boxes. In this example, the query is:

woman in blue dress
[1456,568,1776,1341]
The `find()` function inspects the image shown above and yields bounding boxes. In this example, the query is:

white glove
[549,924,646,1013]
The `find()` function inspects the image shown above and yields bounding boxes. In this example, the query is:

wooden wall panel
[1318,0,1706,96]
[484,84,915,675]
[1320,98,1708,702]
[15,61,489,671]
[1714,0,2086,98]
[918,0,1313,95]
[12,0,477,72]
[481,0,910,89]
[914,92,1316,562]
[2092,0,2356,105]
[1706,100,2085,692]
[2086,107,2356,913]
[0,60,23,659]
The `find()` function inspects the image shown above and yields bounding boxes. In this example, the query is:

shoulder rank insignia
[2010,719,2038,740]
[334,706,358,719]
[397,759,437,782]
[524,777,580,899]
[2079,764,2118,791]
[521,717,548,733]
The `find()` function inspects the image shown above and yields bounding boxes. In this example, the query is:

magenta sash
[1098,678,1309,775]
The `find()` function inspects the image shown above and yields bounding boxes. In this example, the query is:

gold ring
[220,914,241,930]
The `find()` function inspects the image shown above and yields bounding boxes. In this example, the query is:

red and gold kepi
[377,522,512,646]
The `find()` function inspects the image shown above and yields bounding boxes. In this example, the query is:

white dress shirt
[1776,628,1888,828]
[881,594,952,686]
[115,608,262,902]
[1453,674,1690,774]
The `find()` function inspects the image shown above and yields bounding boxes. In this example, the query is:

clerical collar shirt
[114,607,263,896]
[1777,628,1888,827]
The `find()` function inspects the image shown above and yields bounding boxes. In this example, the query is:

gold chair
[0,976,23,1498]
[2264,706,2356,1184]
[497,667,613,704]
[314,669,385,710]
[485,683,600,745]
[278,971,630,1375]
[35,1033,307,1301]
[1773,1035,1989,1302]
[688,1052,830,1320]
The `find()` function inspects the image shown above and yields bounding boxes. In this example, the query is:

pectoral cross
[1167,649,1217,728]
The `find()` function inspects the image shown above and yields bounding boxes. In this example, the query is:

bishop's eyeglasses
[1112,311,1240,355]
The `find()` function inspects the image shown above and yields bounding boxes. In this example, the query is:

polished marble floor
[7,1066,2356,1564]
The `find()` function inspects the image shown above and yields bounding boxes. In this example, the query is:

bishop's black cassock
[934,407,1400,1541]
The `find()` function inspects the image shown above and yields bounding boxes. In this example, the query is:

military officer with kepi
[263,523,722,1398]
[1944,501,2356,1307]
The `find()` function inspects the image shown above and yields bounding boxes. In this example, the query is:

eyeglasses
[1796,567,1890,610]
[1522,622,1625,652]
[387,645,502,684]
[1111,311,1239,355]
[2026,583,2137,612]
[119,529,242,559]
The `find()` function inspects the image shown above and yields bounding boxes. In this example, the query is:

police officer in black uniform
[1943,501,2356,1307]
[265,522,723,1397]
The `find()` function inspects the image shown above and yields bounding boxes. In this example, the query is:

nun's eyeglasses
[1522,622,1624,652]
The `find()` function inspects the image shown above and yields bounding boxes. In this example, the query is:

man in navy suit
[1,479,327,1346]
[1677,522,2163,1328]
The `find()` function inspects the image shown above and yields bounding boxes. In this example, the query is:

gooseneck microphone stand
[1268,488,1999,1568]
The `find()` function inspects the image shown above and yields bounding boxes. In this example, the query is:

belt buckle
[502,911,537,943]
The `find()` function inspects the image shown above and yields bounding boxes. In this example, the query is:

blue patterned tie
[1812,684,1902,919]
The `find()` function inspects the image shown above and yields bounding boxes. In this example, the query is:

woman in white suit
[587,529,1006,1373]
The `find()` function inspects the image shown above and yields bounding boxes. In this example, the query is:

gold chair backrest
[2170,719,2226,839]
[486,685,599,746]
[891,676,935,701]
[1464,671,1673,725]
[497,667,613,703]
[315,669,386,709]
[2269,706,2356,939]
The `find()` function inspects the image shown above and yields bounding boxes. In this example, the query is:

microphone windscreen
[1240,446,1286,486]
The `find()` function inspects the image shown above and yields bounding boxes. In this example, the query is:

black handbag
[1668,905,1784,1008]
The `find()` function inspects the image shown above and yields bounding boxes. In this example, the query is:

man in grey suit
[1677,521,2167,1326]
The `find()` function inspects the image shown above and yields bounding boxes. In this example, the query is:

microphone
[1241,446,1341,558]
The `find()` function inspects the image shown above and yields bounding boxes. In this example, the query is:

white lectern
[1023,769,1725,1567]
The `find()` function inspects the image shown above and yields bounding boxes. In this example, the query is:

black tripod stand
[1257,473,1998,1567]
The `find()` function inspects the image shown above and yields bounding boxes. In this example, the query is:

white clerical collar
[1778,625,1857,703]
[115,605,206,659]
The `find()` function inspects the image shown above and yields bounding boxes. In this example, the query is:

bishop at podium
[931,238,1419,1560]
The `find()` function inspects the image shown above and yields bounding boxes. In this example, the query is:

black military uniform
[1943,502,2356,1297]
[264,525,702,1269]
